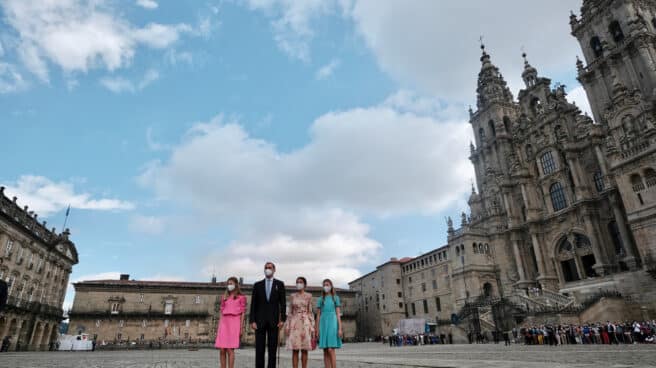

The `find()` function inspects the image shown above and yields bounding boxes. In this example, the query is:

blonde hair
[223,276,242,300]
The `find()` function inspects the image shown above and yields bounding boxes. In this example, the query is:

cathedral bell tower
[469,45,519,226]
[571,0,656,268]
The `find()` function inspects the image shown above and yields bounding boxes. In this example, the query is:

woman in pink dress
[215,277,247,368]
[285,276,315,368]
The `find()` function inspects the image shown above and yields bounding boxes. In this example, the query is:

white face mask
[323,285,332,293]
[296,283,305,290]
[264,268,274,277]
[227,284,235,291]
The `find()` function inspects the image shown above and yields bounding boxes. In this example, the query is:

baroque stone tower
[452,0,655,304]
[571,0,656,269]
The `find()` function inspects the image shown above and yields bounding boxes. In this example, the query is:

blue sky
[0,0,590,311]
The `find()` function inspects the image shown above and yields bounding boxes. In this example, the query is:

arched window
[590,36,603,57]
[479,127,486,141]
[593,171,604,192]
[488,120,496,137]
[478,243,483,254]
[503,117,511,134]
[456,247,460,256]
[483,282,493,298]
[531,97,543,115]
[644,168,656,188]
[550,182,567,211]
[473,243,478,254]
[541,151,557,175]
[609,21,624,43]
[484,243,490,254]
[631,173,645,192]
[525,144,533,159]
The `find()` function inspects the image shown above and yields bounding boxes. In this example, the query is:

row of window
[3,238,59,277]
[630,168,656,192]
[0,269,58,306]
[402,251,448,273]
[96,319,193,329]
[405,297,442,317]
[477,118,512,142]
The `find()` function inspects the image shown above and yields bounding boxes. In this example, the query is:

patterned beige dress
[285,292,315,350]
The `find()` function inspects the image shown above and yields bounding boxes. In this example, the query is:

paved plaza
[1,343,655,368]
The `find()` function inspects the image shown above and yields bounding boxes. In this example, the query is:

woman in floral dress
[285,276,315,368]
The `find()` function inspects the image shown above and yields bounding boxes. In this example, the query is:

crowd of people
[382,320,656,348]
[516,321,656,345]
[385,333,454,347]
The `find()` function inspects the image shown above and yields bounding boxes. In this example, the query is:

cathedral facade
[350,0,656,338]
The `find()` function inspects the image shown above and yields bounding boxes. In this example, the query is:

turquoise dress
[317,295,342,349]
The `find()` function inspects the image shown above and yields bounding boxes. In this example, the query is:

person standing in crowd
[316,279,342,368]
[215,277,247,368]
[250,262,287,368]
[285,276,315,368]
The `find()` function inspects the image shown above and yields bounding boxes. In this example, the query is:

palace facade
[350,0,656,338]
[0,187,79,351]
[68,275,357,345]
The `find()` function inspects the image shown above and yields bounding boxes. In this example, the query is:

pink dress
[215,295,246,349]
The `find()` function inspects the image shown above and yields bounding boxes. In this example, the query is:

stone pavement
[1,343,655,368]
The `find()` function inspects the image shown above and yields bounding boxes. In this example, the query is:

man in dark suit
[249,262,286,368]
[0,258,7,313]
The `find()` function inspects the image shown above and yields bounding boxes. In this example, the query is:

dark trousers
[255,323,279,368]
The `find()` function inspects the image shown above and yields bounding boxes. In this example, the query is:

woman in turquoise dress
[315,279,342,368]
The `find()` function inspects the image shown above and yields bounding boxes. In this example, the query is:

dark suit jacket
[0,279,7,312]
[249,278,286,326]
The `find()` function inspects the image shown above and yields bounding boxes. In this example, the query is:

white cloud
[133,23,192,49]
[72,271,122,283]
[567,84,593,117]
[138,92,473,285]
[315,58,340,80]
[349,1,581,101]
[0,62,27,93]
[244,0,334,61]
[245,1,582,100]
[145,126,171,151]
[136,0,158,10]
[165,49,194,66]
[129,214,165,235]
[100,68,159,93]
[1,175,135,217]
[0,0,193,81]
[207,221,381,286]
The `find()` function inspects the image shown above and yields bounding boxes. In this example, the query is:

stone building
[68,275,357,345]
[0,187,79,351]
[350,0,656,338]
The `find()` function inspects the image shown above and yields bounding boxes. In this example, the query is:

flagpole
[61,205,71,233]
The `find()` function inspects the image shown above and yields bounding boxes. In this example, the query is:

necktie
[266,279,272,301]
